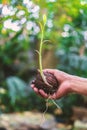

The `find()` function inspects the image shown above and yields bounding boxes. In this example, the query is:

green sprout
[39,14,47,79]
[38,14,52,86]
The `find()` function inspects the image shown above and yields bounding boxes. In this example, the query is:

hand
[31,69,72,99]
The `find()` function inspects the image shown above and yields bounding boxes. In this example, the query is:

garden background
[0,0,87,130]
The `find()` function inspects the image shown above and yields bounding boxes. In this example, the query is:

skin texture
[31,69,87,99]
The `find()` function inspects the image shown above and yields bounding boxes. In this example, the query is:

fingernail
[37,69,40,72]
[31,80,35,84]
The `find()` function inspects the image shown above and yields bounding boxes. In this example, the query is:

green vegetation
[0,0,87,118]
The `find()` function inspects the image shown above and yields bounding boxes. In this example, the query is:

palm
[31,69,71,99]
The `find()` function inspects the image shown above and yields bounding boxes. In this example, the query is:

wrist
[70,75,87,95]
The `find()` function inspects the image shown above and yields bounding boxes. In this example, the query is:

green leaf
[6,76,27,104]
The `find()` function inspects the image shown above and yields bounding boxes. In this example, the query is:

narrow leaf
[38,22,43,31]
[35,50,40,55]
[43,40,51,44]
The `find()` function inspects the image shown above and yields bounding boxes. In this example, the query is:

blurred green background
[0,0,87,121]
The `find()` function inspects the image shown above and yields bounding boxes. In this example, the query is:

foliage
[0,0,37,113]
[6,76,27,104]
[54,0,87,77]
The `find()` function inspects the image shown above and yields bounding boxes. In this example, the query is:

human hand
[31,69,73,99]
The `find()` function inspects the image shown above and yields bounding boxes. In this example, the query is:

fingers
[31,84,49,98]
[43,68,62,74]
[31,84,39,94]
[31,77,49,98]
[43,69,56,74]
[39,89,48,98]
[43,69,70,82]
[43,69,63,82]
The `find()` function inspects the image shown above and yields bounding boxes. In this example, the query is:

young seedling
[38,14,49,84]
[33,15,61,124]
[34,14,59,95]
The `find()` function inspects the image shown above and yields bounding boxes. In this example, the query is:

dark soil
[33,72,59,94]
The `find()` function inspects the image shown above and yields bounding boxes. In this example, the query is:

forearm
[71,75,87,96]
